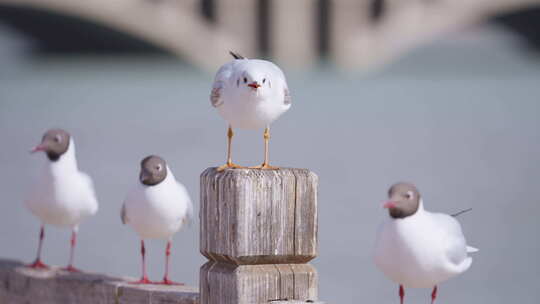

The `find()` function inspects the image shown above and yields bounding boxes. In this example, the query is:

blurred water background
[1,2,540,303]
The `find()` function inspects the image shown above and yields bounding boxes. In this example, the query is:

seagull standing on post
[374,183,478,304]
[210,51,291,171]
[25,129,98,271]
[121,155,193,285]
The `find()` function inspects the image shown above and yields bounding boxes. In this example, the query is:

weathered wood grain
[200,262,318,304]
[200,168,319,265]
[199,168,321,304]
[0,259,198,304]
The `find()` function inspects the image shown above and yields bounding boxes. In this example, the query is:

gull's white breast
[213,59,291,129]
[374,204,473,288]
[25,140,98,227]
[123,172,192,239]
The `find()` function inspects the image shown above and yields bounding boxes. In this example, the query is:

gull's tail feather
[447,256,473,275]
[229,51,246,60]
[451,208,472,217]
[467,246,479,253]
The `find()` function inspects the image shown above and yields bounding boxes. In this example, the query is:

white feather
[374,200,477,288]
[122,166,192,240]
[467,246,479,253]
[25,139,98,228]
[210,58,291,129]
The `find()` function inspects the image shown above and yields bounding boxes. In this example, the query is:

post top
[200,167,319,264]
[201,167,318,180]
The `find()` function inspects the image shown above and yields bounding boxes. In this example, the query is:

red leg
[399,285,405,304]
[131,240,152,284]
[431,286,438,304]
[160,240,184,285]
[63,229,81,272]
[28,225,49,269]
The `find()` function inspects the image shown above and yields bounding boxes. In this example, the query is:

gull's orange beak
[248,82,261,89]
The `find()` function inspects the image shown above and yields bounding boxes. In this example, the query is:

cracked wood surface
[200,168,319,265]
[199,168,320,304]
[0,259,198,304]
[200,262,318,304]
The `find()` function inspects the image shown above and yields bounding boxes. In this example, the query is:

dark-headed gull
[25,129,98,271]
[121,155,193,285]
[210,51,291,170]
[374,183,478,304]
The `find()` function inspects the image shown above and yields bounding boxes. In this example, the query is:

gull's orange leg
[217,125,245,171]
[250,127,279,170]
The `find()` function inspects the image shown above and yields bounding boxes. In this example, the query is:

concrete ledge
[0,259,199,304]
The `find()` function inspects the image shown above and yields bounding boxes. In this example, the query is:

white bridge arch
[0,0,538,70]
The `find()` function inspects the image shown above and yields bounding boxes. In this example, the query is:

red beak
[30,144,46,154]
[248,82,261,89]
[383,201,396,209]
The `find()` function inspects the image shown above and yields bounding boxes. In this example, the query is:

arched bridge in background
[0,0,539,71]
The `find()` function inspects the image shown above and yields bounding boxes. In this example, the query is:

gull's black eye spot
[404,191,414,200]
[262,78,266,84]
[54,135,61,142]
[243,77,247,83]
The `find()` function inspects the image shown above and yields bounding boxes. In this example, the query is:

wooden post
[199,168,320,304]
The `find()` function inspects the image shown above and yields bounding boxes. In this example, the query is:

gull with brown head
[25,128,98,272]
[121,155,193,285]
[374,182,478,304]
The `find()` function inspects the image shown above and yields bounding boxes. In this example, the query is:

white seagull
[210,51,291,170]
[374,182,478,304]
[25,129,98,271]
[121,155,193,285]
